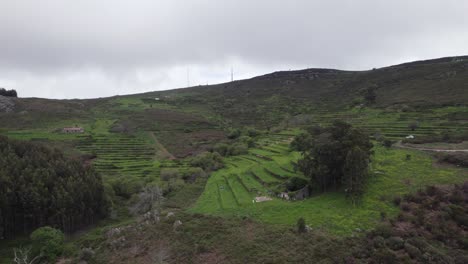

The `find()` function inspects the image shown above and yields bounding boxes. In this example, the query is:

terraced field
[191,135,467,235]
[302,106,468,141]
[76,133,158,178]
[193,134,300,210]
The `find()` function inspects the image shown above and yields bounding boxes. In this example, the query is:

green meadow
[191,138,467,235]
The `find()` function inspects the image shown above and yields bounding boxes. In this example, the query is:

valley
[0,56,467,263]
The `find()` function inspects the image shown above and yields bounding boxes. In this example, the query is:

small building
[63,127,84,133]
[406,135,415,139]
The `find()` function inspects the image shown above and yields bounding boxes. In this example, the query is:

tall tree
[295,121,372,199]
[343,147,369,205]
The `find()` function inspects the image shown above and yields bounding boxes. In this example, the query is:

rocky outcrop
[0,95,14,113]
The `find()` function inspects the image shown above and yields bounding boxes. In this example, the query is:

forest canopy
[0,136,108,238]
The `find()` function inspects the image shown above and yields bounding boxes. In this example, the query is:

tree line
[0,136,108,238]
[291,121,373,204]
[0,88,17,97]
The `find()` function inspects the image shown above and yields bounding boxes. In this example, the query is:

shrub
[374,248,398,264]
[181,167,206,183]
[0,88,17,97]
[386,237,404,250]
[30,226,65,262]
[79,248,95,262]
[239,136,255,147]
[229,143,248,156]
[245,127,260,137]
[227,128,241,139]
[372,236,385,248]
[297,217,306,233]
[408,121,419,131]
[190,152,224,171]
[425,185,439,196]
[400,202,410,212]
[213,143,229,156]
[161,168,180,181]
[286,177,308,192]
[382,139,393,148]
[373,223,393,238]
[404,243,422,259]
[380,211,387,221]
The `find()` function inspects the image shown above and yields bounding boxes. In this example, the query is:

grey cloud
[0,0,467,98]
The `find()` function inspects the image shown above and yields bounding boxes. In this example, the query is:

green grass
[191,143,467,235]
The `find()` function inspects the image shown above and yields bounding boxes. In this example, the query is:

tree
[382,139,393,148]
[363,87,376,104]
[30,227,64,263]
[227,128,241,139]
[297,217,306,233]
[295,121,373,197]
[290,132,313,152]
[190,152,224,171]
[408,121,419,131]
[343,147,369,205]
[0,88,18,97]
[13,246,41,264]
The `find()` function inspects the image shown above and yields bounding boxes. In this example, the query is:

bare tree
[13,247,41,264]
[129,185,164,215]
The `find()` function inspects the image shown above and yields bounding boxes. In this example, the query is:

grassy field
[191,139,467,235]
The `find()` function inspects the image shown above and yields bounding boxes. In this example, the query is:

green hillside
[0,56,467,263]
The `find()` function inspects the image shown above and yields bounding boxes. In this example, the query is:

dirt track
[395,141,468,153]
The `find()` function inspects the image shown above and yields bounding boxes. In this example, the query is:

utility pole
[231,66,234,82]
[187,68,190,87]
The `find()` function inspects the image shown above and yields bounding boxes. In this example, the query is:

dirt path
[394,141,468,153]
[149,132,176,160]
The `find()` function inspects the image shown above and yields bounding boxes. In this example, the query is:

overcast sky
[0,0,467,99]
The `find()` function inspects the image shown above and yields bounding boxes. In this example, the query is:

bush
[435,152,468,168]
[227,128,241,139]
[382,139,394,148]
[161,168,180,181]
[190,152,224,171]
[181,167,206,183]
[30,226,65,262]
[297,217,306,233]
[286,177,308,192]
[0,88,17,97]
[239,136,255,147]
[212,143,229,156]
[229,143,248,156]
[373,223,393,238]
[408,121,419,131]
[374,248,398,264]
[245,127,260,137]
[404,243,422,259]
[386,236,404,250]
[79,248,95,262]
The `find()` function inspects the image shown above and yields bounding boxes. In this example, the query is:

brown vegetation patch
[157,129,226,158]
[195,251,227,264]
